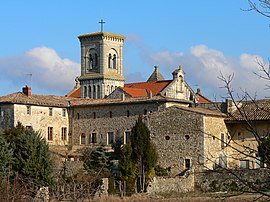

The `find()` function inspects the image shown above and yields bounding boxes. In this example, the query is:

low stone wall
[195,168,270,192]
[147,174,194,194]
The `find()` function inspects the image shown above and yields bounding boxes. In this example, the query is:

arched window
[97,85,101,99]
[112,54,116,69]
[81,133,86,145]
[179,75,183,92]
[108,54,112,68]
[84,86,87,98]
[88,86,91,98]
[93,85,96,99]
[107,85,110,94]
[111,85,114,92]
[95,53,98,68]
[89,54,93,70]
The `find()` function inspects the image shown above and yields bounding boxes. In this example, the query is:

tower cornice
[78,32,125,42]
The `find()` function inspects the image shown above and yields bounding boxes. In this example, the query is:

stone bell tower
[78,31,125,99]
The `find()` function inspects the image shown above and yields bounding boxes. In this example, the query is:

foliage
[12,128,54,186]
[0,135,13,180]
[118,143,138,194]
[3,122,25,143]
[119,116,157,193]
[258,136,270,167]
[154,165,169,176]
[82,146,110,177]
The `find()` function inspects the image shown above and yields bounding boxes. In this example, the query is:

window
[89,54,93,70]
[109,111,112,118]
[88,86,92,98]
[84,86,87,98]
[48,127,53,141]
[62,109,66,117]
[108,53,112,68]
[93,85,96,99]
[81,133,86,145]
[97,85,100,99]
[185,159,191,169]
[221,133,225,149]
[95,53,98,67]
[77,113,80,119]
[26,126,32,130]
[165,135,170,140]
[107,132,114,145]
[26,106,31,115]
[124,131,131,144]
[93,112,96,119]
[112,54,116,69]
[240,160,249,169]
[144,109,147,115]
[61,127,67,141]
[126,110,130,117]
[91,133,97,144]
[49,108,53,116]
[184,135,190,140]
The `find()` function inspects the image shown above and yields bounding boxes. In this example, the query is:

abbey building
[0,30,267,175]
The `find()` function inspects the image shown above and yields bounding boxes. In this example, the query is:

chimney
[22,85,31,96]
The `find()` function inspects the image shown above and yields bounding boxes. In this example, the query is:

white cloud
[141,44,269,99]
[0,47,80,95]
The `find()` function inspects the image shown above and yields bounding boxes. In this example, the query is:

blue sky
[0,0,269,99]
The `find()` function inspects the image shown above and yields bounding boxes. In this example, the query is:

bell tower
[78,31,125,99]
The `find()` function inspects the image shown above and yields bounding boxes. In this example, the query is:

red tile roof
[196,93,211,103]
[124,80,171,97]
[121,87,148,97]
[67,88,80,98]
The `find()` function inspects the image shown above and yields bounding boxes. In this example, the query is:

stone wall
[147,175,194,194]
[0,104,14,129]
[13,104,69,145]
[70,101,162,145]
[147,106,205,175]
[195,169,270,192]
[203,116,228,170]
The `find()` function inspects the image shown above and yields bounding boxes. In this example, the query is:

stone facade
[69,98,182,146]
[203,116,228,170]
[78,32,125,99]
[147,106,226,175]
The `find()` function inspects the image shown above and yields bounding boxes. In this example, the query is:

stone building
[0,29,268,175]
[0,86,72,145]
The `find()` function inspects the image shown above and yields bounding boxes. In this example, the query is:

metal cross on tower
[99,19,105,32]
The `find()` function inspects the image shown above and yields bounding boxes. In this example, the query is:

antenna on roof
[26,73,32,87]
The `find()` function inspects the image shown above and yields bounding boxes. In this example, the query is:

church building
[0,29,264,175]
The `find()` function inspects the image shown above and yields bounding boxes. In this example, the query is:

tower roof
[147,66,165,82]
[78,32,125,41]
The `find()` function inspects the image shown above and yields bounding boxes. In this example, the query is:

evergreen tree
[119,116,157,193]
[118,143,138,194]
[82,146,110,177]
[0,135,13,180]
[12,129,54,186]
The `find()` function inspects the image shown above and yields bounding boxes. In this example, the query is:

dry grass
[68,193,269,202]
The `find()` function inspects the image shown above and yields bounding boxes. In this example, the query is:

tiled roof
[175,106,226,117]
[124,80,171,97]
[121,87,148,97]
[196,93,211,103]
[69,95,191,107]
[226,100,270,121]
[0,92,76,107]
[67,88,80,98]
